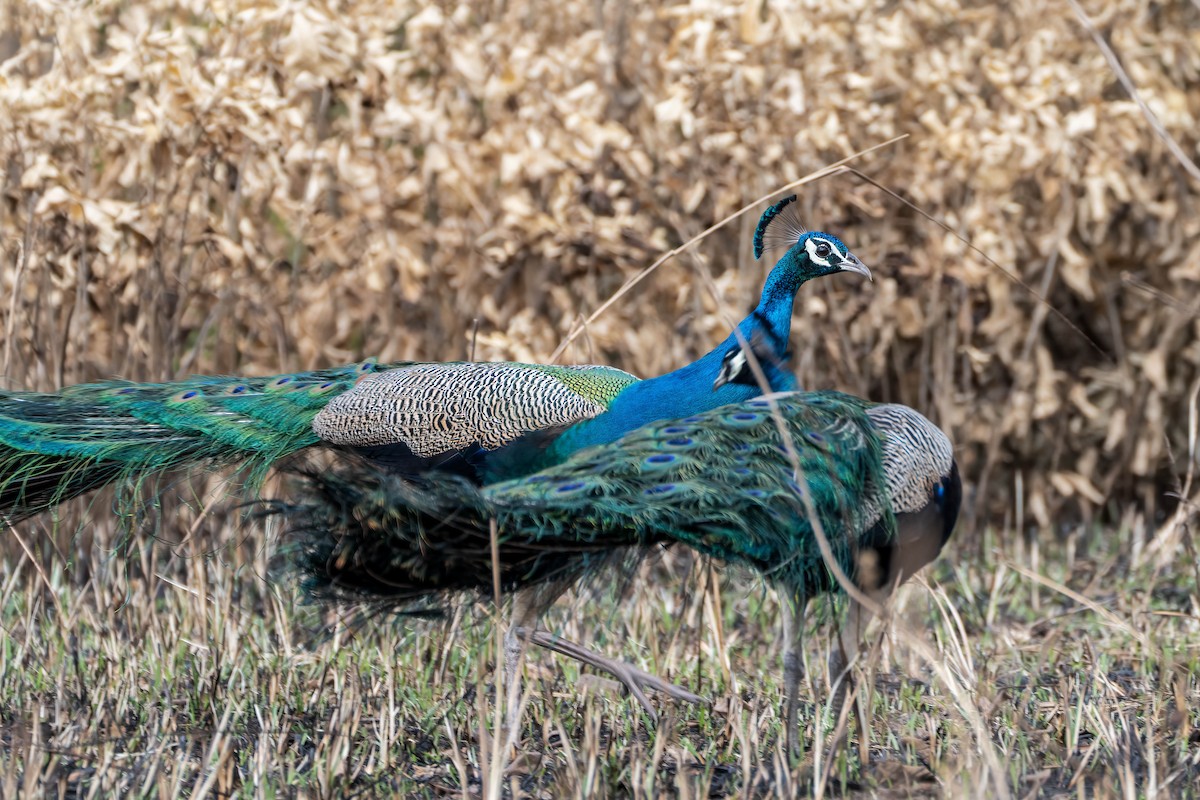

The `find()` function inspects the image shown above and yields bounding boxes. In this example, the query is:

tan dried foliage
[1,0,1198,533]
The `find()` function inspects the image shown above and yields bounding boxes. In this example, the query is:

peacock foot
[512,626,706,721]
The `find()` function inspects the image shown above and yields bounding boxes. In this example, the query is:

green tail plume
[0,360,401,521]
[284,392,902,607]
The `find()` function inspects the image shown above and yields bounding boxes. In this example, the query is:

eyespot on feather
[642,453,681,471]
[722,411,764,428]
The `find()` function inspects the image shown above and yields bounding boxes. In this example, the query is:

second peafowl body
[283,384,960,746]
[290,389,961,614]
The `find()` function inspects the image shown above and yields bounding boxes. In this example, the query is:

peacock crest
[753,194,806,259]
[753,194,859,280]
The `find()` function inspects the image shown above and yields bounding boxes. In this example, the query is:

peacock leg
[503,582,567,734]
[828,596,862,709]
[511,626,704,721]
[781,594,809,756]
[832,593,882,764]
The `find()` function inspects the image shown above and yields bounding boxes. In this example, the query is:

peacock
[0,197,871,708]
[280,383,962,753]
[0,360,642,520]
[0,196,865,519]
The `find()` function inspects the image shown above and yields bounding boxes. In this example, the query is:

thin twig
[843,166,1111,363]
[3,195,36,383]
[548,135,908,362]
[1006,560,1146,647]
[1067,0,1200,185]
[5,517,66,623]
[486,516,506,800]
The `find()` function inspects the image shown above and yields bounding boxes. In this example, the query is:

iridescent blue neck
[484,250,810,479]
[756,248,806,345]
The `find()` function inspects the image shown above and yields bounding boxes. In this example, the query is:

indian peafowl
[281,386,961,752]
[0,196,864,519]
[0,196,870,712]
[0,360,641,520]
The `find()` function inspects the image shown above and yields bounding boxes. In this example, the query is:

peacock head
[712,197,870,392]
[753,195,871,284]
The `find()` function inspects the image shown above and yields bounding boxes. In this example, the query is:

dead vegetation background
[2,0,1197,531]
[1,0,1199,796]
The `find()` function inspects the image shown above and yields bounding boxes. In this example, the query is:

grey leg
[829,595,866,703]
[514,626,705,721]
[781,594,809,757]
[504,582,566,735]
[831,595,879,764]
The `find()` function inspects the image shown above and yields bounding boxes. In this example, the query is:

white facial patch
[804,236,839,268]
[715,346,750,389]
[725,347,748,377]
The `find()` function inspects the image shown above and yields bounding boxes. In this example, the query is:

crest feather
[753,195,808,260]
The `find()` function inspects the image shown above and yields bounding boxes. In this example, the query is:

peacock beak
[843,253,872,280]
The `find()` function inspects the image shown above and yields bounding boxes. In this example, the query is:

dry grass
[1,512,1197,797]
[1,0,1199,796]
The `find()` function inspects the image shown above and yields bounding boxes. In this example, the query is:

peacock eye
[814,242,832,258]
